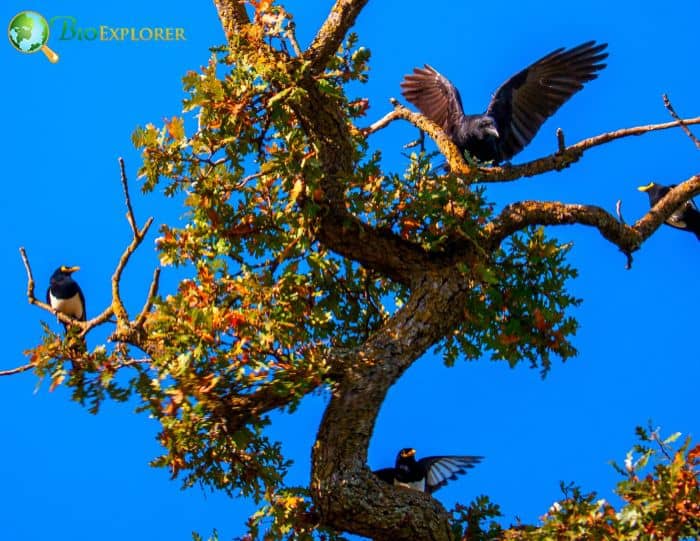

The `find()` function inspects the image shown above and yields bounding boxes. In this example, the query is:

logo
[8,11,59,63]
[8,11,186,63]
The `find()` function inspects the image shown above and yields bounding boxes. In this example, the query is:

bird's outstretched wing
[487,41,608,161]
[418,455,483,494]
[373,467,396,485]
[400,65,465,134]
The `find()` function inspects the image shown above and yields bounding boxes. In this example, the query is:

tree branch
[316,209,434,288]
[134,268,161,330]
[371,100,700,184]
[110,218,154,325]
[304,0,369,74]
[290,77,442,288]
[483,174,700,258]
[364,108,401,135]
[213,0,250,44]
[484,201,641,253]
[371,100,477,176]
[0,363,34,377]
[119,157,139,237]
[285,20,302,57]
[663,93,700,149]
[498,117,700,183]
[110,159,154,328]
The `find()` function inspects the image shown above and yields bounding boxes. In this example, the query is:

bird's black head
[397,447,416,463]
[395,447,417,473]
[474,116,500,140]
[637,182,669,205]
[51,265,80,282]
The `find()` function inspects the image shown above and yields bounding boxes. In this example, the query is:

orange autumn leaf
[400,217,421,239]
[533,308,548,331]
[498,334,520,346]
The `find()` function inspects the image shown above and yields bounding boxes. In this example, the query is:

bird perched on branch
[47,266,86,325]
[374,447,482,493]
[638,182,700,240]
[400,41,608,164]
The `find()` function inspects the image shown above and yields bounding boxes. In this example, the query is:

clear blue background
[2,1,699,539]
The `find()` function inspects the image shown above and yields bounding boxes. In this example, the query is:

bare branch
[134,268,161,329]
[557,128,566,152]
[663,93,700,149]
[119,157,138,237]
[120,358,152,368]
[484,201,641,253]
[286,20,302,57]
[614,200,634,268]
[304,0,369,74]
[363,108,401,135]
[0,363,34,377]
[111,218,154,325]
[376,101,476,175]
[478,117,700,183]
[238,171,263,188]
[111,159,155,326]
[615,200,626,225]
[19,246,34,298]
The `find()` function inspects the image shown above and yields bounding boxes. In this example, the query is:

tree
[5,1,700,539]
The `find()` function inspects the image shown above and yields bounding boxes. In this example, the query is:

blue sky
[2,1,699,540]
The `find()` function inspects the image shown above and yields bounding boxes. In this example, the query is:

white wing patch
[49,291,84,319]
[394,479,426,491]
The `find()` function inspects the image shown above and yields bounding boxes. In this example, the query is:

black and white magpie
[46,265,86,324]
[374,447,482,494]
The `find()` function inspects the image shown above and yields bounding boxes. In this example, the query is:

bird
[638,182,700,240]
[46,265,86,325]
[400,41,608,164]
[373,447,483,494]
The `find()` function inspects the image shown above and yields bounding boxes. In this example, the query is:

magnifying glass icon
[8,11,59,63]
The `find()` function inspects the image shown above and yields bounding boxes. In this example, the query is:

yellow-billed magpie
[46,266,86,324]
[374,447,482,494]
[638,182,700,240]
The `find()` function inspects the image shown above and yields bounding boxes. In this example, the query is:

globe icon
[8,11,59,63]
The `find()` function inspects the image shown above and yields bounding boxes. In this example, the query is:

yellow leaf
[287,178,304,210]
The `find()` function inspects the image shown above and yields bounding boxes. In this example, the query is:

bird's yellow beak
[637,182,655,192]
[400,448,416,458]
[61,265,80,274]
